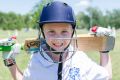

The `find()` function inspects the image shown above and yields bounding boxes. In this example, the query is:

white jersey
[23,50,108,80]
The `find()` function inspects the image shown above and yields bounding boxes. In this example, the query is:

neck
[41,43,68,62]
[45,43,63,54]
[46,51,68,62]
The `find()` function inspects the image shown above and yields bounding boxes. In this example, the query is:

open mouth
[53,43,63,48]
[52,43,64,52]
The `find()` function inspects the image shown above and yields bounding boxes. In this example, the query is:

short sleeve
[73,51,109,80]
[80,52,109,80]
[87,62,109,80]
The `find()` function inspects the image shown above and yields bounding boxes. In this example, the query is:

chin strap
[58,53,63,80]
[42,42,64,80]
[45,43,62,54]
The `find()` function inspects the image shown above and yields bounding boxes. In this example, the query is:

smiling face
[42,23,73,52]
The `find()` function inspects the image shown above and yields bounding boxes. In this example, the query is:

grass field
[0,29,120,80]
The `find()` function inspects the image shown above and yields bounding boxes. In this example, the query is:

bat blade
[24,34,115,52]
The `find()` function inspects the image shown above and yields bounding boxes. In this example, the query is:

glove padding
[2,43,21,60]
[90,26,115,37]
[90,26,116,52]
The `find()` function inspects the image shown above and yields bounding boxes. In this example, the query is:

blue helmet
[39,1,76,29]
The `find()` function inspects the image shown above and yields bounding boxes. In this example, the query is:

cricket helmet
[38,1,76,29]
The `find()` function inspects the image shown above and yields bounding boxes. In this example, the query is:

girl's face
[43,23,73,51]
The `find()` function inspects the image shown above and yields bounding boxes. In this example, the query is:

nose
[52,35,64,44]
[54,38,63,44]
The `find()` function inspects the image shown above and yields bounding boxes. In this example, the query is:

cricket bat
[24,34,115,51]
[77,34,115,51]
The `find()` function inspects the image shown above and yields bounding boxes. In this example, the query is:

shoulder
[22,53,37,80]
[27,51,41,65]
[72,51,92,63]
[23,51,41,72]
[70,51,94,74]
[71,51,109,79]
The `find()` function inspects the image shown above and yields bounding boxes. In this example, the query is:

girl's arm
[100,52,112,80]
[8,64,23,80]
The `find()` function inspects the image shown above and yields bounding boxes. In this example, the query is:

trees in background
[0,1,120,30]
[76,7,120,29]
[106,9,120,29]
[0,12,28,30]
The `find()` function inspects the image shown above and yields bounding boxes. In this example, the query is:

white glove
[89,26,115,37]
[89,26,116,52]
[2,43,21,59]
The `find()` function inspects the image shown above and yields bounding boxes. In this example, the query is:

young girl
[2,1,112,80]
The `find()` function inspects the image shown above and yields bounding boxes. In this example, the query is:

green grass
[0,29,120,80]
[0,29,36,80]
